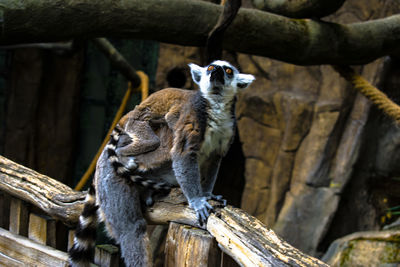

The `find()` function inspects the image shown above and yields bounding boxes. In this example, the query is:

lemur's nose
[210,66,225,84]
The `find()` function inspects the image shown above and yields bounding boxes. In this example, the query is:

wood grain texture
[0,227,69,267]
[207,207,329,267]
[165,222,221,267]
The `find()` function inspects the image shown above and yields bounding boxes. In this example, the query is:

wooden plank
[0,227,69,267]
[94,244,119,267]
[47,218,57,248]
[165,222,221,267]
[28,213,57,247]
[9,197,29,236]
[29,213,47,245]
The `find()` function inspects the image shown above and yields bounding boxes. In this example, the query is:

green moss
[380,243,400,263]
[339,241,354,266]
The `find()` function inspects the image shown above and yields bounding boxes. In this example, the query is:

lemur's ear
[236,74,255,89]
[188,63,203,85]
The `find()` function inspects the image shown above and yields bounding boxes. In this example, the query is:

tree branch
[0,0,399,65]
[251,0,345,18]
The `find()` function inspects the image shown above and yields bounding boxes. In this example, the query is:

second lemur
[69,60,255,267]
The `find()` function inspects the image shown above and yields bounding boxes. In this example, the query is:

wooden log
[28,213,56,247]
[165,222,221,267]
[0,227,69,267]
[9,197,29,237]
[94,244,120,267]
[0,155,86,226]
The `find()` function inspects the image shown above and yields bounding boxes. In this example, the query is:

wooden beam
[0,227,69,267]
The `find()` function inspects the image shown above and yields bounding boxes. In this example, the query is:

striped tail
[107,125,171,193]
[69,185,98,267]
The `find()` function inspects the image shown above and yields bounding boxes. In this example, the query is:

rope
[333,65,400,125]
[74,71,149,191]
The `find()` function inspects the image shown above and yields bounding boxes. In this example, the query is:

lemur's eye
[225,68,232,74]
[207,65,214,71]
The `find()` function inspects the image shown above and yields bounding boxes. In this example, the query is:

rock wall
[236,0,400,256]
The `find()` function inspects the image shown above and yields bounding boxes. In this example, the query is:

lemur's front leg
[200,154,227,206]
[172,151,213,225]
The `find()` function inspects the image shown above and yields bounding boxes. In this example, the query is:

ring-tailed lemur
[69,60,255,267]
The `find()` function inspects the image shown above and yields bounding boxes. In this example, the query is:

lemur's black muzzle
[210,66,225,85]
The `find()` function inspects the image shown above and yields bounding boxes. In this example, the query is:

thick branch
[252,0,345,18]
[0,0,399,65]
[0,155,327,266]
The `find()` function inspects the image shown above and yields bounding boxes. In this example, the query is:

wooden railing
[0,155,329,267]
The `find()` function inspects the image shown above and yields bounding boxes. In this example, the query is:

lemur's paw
[206,194,227,207]
[189,197,213,225]
[116,156,138,175]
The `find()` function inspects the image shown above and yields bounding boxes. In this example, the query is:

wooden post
[9,197,29,237]
[94,244,119,267]
[28,213,57,247]
[165,222,221,267]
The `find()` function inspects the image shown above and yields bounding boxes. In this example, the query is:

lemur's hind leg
[116,120,161,157]
[108,121,160,176]
[96,152,152,267]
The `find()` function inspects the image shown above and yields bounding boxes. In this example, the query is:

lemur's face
[189,60,255,97]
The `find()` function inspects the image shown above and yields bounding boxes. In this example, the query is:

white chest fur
[199,99,234,160]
